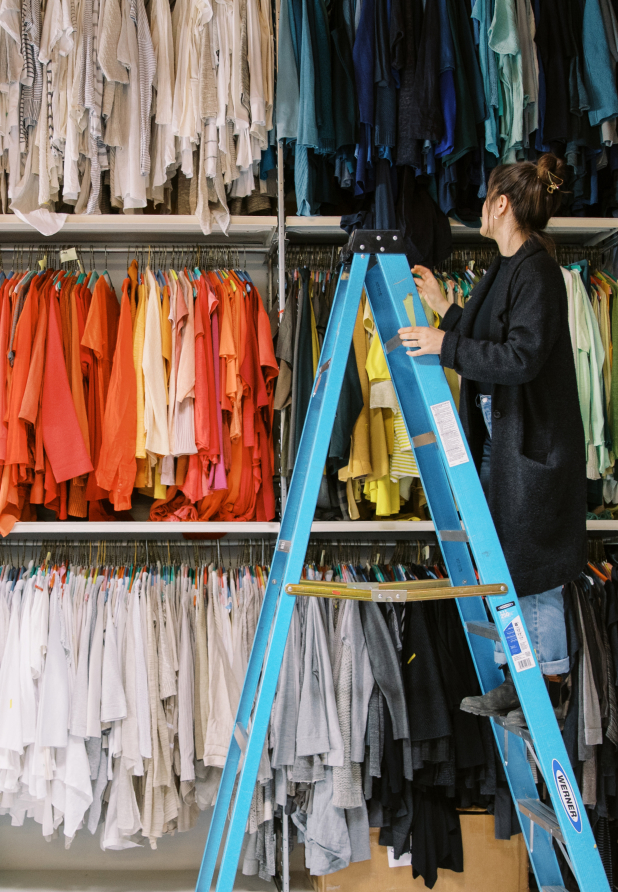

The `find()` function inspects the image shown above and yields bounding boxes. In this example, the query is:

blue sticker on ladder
[552,760,582,833]
[496,604,535,672]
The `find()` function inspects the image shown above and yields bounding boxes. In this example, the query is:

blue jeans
[479,397,569,676]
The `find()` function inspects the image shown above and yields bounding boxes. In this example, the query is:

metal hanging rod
[0,538,277,547]
[283,243,341,271]
[442,242,610,273]
[0,245,268,253]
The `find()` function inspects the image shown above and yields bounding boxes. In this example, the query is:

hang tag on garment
[60,246,85,273]
[38,255,47,270]
[387,847,412,868]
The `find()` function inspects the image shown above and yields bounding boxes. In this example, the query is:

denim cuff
[494,649,569,677]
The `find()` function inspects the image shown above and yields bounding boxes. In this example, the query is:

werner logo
[552,760,582,833]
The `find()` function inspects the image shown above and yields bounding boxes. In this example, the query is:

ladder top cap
[346,230,405,255]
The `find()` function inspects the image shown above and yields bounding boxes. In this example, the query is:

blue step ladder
[196,231,609,892]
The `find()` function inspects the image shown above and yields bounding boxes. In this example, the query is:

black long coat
[439,239,587,596]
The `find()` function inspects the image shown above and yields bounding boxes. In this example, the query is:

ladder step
[493,715,533,746]
[542,887,569,892]
[518,799,564,843]
[465,620,500,641]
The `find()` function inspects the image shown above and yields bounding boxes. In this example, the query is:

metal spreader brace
[196,231,609,892]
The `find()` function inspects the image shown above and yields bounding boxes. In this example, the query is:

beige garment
[258,0,273,130]
[148,0,175,203]
[194,567,209,762]
[121,585,144,777]
[98,0,129,83]
[203,570,241,767]
[141,574,174,847]
[199,18,217,121]
[143,269,170,459]
[178,589,195,782]
[156,577,177,699]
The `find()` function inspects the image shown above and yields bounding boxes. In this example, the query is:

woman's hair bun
[536,153,568,190]
[486,153,568,239]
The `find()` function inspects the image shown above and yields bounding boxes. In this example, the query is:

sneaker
[460,669,520,717]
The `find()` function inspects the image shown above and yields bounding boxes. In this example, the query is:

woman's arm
[440,262,563,386]
[439,303,463,332]
[398,267,462,350]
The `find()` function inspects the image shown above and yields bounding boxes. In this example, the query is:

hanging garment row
[0,254,278,534]
[270,539,618,890]
[272,243,618,522]
[0,539,445,872]
[0,0,275,233]
[273,254,425,522]
[277,0,618,239]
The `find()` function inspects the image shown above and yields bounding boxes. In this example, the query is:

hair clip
[538,171,564,194]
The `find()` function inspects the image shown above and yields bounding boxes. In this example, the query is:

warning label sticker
[496,605,535,673]
[430,401,469,467]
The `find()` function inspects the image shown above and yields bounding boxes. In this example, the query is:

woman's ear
[495,194,509,217]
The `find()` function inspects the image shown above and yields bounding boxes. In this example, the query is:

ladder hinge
[412,432,437,448]
[346,230,404,255]
[439,529,469,542]
[371,588,408,602]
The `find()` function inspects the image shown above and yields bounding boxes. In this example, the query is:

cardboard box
[308,814,529,892]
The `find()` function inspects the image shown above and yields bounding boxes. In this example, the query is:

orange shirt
[0,278,13,462]
[82,276,120,501]
[41,284,93,483]
[96,277,137,510]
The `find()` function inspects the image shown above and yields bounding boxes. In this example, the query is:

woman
[398,154,587,719]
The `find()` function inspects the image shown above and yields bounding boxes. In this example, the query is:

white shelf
[6,521,280,536]
[585,520,618,531]
[285,216,348,243]
[0,215,278,246]
[286,216,618,247]
[4,519,615,536]
[3,213,615,248]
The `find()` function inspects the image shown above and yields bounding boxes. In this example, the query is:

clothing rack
[0,243,268,265]
[283,243,341,272]
[0,537,438,571]
[442,242,611,272]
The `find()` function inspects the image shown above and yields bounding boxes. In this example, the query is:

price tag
[60,247,78,263]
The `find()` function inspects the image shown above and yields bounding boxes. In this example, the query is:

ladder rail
[363,258,563,889]
[197,255,370,892]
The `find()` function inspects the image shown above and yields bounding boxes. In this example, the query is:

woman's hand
[399,326,446,357]
[412,265,451,317]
